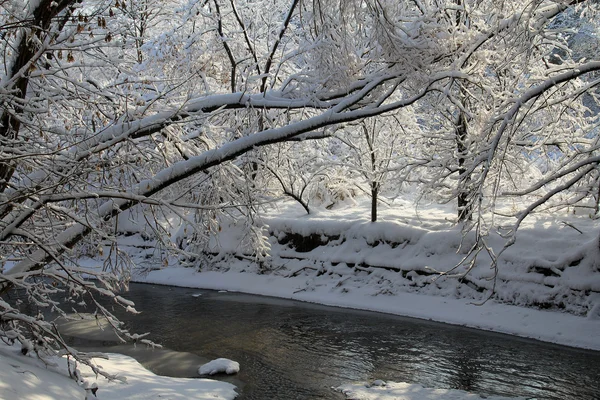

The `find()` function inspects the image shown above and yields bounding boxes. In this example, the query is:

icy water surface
[71,283,600,400]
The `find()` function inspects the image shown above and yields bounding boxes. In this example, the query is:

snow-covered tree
[1,0,599,383]
[331,118,405,221]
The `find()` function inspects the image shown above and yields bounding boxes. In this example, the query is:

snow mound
[198,358,240,375]
[0,342,237,400]
[337,381,525,400]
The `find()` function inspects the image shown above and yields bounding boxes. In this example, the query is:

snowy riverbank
[119,197,600,352]
[0,339,526,400]
[135,267,600,351]
[5,198,597,400]
[0,341,237,400]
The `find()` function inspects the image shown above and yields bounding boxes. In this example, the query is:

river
[63,283,600,400]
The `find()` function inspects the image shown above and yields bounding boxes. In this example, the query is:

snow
[10,197,599,400]
[129,197,600,351]
[198,358,240,376]
[138,267,600,351]
[337,381,524,400]
[0,342,237,400]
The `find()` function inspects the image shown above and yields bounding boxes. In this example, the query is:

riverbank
[21,196,592,399]
[0,341,237,400]
[0,339,527,400]
[111,197,600,352]
[56,282,595,400]
[37,283,600,400]
[134,267,600,351]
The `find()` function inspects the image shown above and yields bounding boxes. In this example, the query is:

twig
[560,221,583,234]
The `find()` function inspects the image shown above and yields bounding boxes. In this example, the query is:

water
[69,283,600,400]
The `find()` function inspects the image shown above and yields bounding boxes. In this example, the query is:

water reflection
[77,284,600,400]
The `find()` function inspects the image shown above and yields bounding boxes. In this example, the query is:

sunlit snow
[0,342,237,400]
[128,198,600,352]
[198,358,240,375]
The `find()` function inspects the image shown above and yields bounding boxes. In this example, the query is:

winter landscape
[1,0,600,399]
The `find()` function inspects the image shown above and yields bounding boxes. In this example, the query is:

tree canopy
[0,0,599,379]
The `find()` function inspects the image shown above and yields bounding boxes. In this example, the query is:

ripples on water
[76,284,600,400]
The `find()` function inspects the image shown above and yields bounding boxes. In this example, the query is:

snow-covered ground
[4,196,598,400]
[0,341,237,400]
[123,197,600,351]
[0,339,525,400]
[137,266,600,351]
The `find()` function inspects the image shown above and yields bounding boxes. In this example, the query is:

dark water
[77,283,600,400]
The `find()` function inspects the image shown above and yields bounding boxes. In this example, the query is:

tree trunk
[371,181,378,222]
[594,173,600,217]
[456,110,472,222]
[0,0,75,191]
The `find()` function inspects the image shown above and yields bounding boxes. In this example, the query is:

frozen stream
[66,283,600,399]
